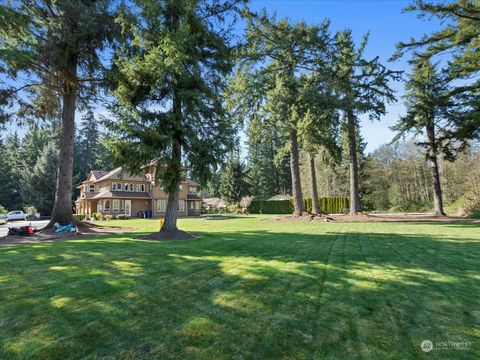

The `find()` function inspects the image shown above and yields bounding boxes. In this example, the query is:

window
[112,182,117,191]
[156,199,166,212]
[189,201,194,210]
[120,200,125,212]
[124,183,129,191]
[195,201,201,210]
[189,186,196,194]
[113,199,120,212]
[136,184,141,192]
[129,183,134,191]
[104,200,110,211]
[178,200,185,212]
[178,184,183,191]
[89,184,95,193]
[141,184,145,192]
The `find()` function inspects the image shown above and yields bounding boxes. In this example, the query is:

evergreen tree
[393,59,460,215]
[73,110,110,192]
[0,1,116,225]
[108,0,241,234]
[297,74,341,214]
[395,0,480,142]
[27,142,59,216]
[246,114,291,200]
[219,159,250,204]
[231,11,331,214]
[333,30,399,214]
[0,134,24,210]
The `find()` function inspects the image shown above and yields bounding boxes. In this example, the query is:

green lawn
[0,216,479,359]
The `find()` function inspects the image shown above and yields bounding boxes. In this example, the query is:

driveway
[0,220,49,238]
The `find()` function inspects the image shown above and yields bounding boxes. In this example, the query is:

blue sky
[242,0,441,153]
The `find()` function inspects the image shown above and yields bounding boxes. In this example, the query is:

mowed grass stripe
[0,216,478,359]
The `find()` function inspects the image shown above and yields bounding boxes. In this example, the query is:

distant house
[75,165,202,219]
[268,195,292,201]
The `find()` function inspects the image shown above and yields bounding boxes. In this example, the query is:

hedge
[248,196,349,214]
[304,196,350,214]
[248,200,294,214]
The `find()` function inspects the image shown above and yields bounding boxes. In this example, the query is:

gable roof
[93,167,147,183]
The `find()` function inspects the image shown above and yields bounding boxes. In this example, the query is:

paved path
[0,220,49,238]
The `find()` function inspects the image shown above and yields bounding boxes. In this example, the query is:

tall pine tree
[333,30,399,214]
[108,0,241,235]
[0,1,115,225]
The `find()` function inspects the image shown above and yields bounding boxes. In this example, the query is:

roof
[185,179,200,186]
[268,195,292,201]
[92,190,152,199]
[94,167,147,183]
[92,170,109,180]
[203,197,226,208]
[187,193,202,200]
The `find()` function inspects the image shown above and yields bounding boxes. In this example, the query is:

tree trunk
[161,93,182,232]
[49,52,78,226]
[347,110,362,214]
[426,121,445,216]
[309,153,320,215]
[289,128,305,215]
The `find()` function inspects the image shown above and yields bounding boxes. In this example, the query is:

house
[75,166,202,219]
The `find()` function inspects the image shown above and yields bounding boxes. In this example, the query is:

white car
[5,211,27,222]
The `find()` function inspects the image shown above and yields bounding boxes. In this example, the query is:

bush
[248,200,293,214]
[115,214,130,220]
[104,215,113,221]
[24,205,37,217]
[0,205,7,215]
[467,211,480,219]
[73,214,86,222]
[226,204,241,213]
[248,197,350,214]
[92,212,103,221]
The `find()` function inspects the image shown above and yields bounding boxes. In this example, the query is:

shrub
[24,205,37,217]
[104,215,113,221]
[73,214,86,222]
[0,205,7,215]
[248,200,293,214]
[92,212,103,221]
[248,197,350,214]
[467,211,480,219]
[226,204,241,213]
[115,214,130,220]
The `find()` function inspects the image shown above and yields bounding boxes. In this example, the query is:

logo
[421,340,433,352]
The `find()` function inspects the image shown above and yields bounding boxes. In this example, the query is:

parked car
[5,211,27,222]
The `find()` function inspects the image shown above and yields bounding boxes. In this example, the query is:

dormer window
[141,184,145,192]
[129,183,134,191]
[124,183,129,191]
[89,184,95,193]
[188,186,197,194]
[112,182,117,191]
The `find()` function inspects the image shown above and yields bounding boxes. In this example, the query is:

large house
[75,165,202,219]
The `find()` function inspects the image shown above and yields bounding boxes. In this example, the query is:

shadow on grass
[0,224,479,359]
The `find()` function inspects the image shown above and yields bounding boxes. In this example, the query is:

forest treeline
[0,0,479,232]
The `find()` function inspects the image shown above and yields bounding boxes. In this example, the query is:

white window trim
[112,182,117,191]
[156,199,166,212]
[178,200,185,212]
[112,199,120,212]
